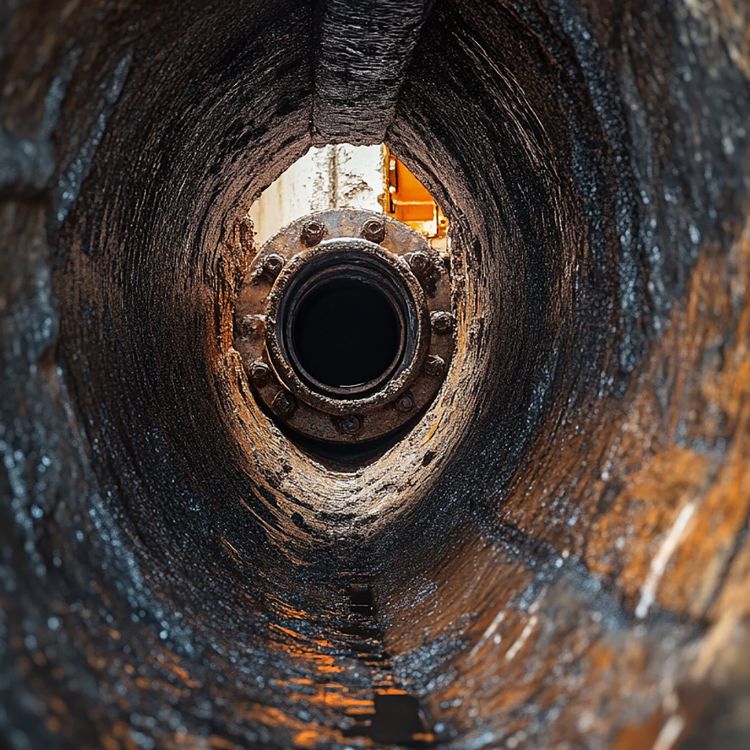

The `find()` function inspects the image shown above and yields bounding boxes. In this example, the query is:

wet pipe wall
[1,1,749,748]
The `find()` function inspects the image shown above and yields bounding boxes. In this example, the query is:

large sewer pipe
[1,1,750,748]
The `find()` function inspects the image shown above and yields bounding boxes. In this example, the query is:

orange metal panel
[382,147,448,239]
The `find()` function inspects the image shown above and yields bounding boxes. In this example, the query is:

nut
[395,392,415,413]
[408,251,441,296]
[262,253,285,278]
[271,391,296,418]
[249,361,271,387]
[361,218,385,243]
[408,251,430,274]
[431,311,454,335]
[300,220,326,246]
[424,354,446,376]
[339,414,362,435]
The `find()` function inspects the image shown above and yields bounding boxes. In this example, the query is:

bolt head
[424,354,446,376]
[431,311,454,335]
[361,218,385,243]
[272,391,296,418]
[339,414,362,435]
[249,361,271,387]
[262,253,285,278]
[301,220,325,246]
[395,392,415,413]
[408,251,430,274]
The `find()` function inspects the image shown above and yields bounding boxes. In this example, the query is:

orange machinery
[381,147,448,243]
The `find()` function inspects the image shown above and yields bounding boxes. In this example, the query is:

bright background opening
[249,144,448,249]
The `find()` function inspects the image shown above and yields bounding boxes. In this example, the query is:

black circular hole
[291,276,402,390]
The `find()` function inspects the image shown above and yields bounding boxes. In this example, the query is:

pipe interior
[2,1,749,748]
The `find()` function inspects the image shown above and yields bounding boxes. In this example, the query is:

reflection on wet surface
[271,578,435,747]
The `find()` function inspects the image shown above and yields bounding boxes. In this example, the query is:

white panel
[249,144,385,247]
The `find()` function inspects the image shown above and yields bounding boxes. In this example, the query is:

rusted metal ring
[265,239,430,415]
[279,256,410,398]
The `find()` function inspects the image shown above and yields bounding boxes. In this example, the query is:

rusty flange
[234,209,454,444]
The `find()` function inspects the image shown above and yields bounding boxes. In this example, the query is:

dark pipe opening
[292,277,401,389]
[282,258,413,397]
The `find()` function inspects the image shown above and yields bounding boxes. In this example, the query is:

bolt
[431,311,455,335]
[249,361,271,387]
[339,414,362,435]
[301,220,325,246]
[424,354,446,376]
[262,253,285,278]
[361,218,385,243]
[271,391,296,418]
[395,392,415,413]
[408,251,430,274]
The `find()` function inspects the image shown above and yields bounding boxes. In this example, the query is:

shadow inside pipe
[340,582,436,747]
[273,411,426,470]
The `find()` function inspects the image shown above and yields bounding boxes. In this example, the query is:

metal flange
[234,208,454,444]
